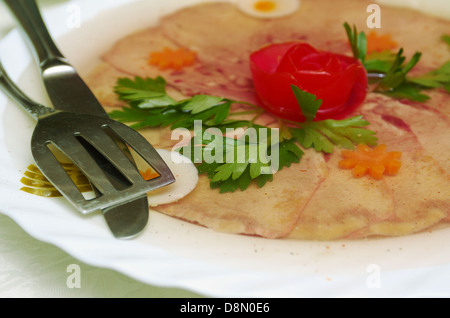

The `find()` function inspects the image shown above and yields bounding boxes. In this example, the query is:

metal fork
[0,60,175,214]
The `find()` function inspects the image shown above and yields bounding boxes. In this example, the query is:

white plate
[1,0,450,298]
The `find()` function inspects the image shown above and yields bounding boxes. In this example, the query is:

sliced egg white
[140,149,198,207]
[235,0,300,19]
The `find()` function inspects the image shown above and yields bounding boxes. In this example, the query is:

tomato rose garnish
[249,42,368,122]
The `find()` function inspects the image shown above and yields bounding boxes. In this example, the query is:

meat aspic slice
[359,95,450,238]
[101,24,257,103]
[156,149,327,239]
[84,0,450,240]
[287,93,450,240]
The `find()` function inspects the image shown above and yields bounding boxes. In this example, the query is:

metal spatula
[3,0,164,239]
[0,60,175,214]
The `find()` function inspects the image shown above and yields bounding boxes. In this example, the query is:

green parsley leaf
[343,23,450,102]
[114,76,176,108]
[367,48,439,102]
[364,50,397,73]
[109,104,184,129]
[377,49,422,90]
[374,57,450,101]
[178,129,301,193]
[302,116,378,152]
[444,83,450,93]
[344,22,367,63]
[110,77,254,130]
[108,106,153,123]
[291,85,322,121]
[278,138,304,169]
[442,34,450,48]
[212,162,250,182]
[408,61,450,90]
[181,95,226,114]
[289,86,377,153]
[381,82,430,102]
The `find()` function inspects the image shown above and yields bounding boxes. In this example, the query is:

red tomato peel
[250,42,368,122]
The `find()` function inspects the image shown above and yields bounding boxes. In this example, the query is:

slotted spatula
[3,0,159,239]
[0,60,174,214]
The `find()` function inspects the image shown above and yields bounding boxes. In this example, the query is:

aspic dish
[83,0,450,241]
[1,0,450,297]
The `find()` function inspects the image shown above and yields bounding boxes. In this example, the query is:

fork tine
[107,121,175,180]
[78,129,143,183]
[31,142,88,206]
[48,135,117,195]
[27,112,174,214]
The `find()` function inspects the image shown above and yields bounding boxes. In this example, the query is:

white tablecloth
[0,214,202,298]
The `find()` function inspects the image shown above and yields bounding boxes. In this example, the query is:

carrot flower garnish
[338,144,402,179]
[139,168,160,181]
[366,31,398,54]
[149,47,197,70]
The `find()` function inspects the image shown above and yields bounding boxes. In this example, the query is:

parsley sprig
[289,86,377,153]
[442,34,450,48]
[110,76,253,130]
[409,61,450,93]
[181,130,292,193]
[345,23,450,101]
[110,76,377,193]
[344,22,367,63]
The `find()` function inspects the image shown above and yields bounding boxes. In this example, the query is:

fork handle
[0,60,54,120]
[3,0,69,71]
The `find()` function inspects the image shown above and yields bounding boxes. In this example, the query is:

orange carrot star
[139,168,160,181]
[149,47,197,70]
[366,31,398,54]
[338,144,402,179]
